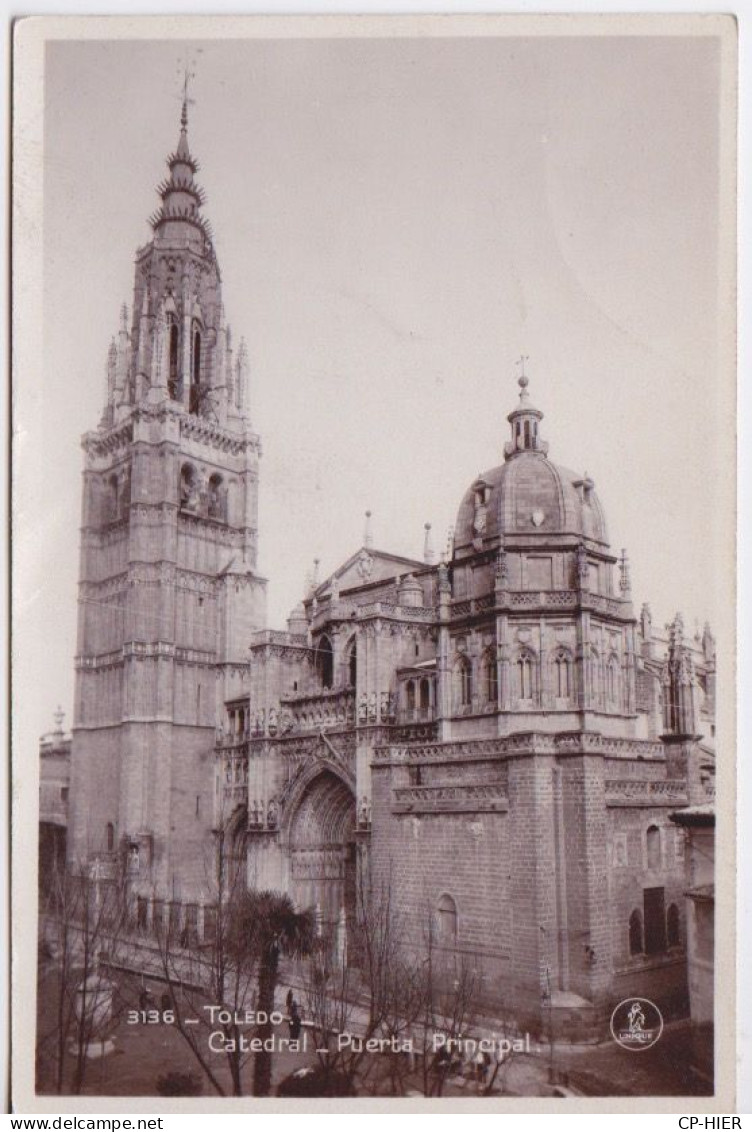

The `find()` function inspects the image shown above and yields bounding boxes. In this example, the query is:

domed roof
[453,377,609,556]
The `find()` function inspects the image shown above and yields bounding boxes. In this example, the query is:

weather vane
[176,52,200,124]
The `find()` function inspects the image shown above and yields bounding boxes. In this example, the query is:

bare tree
[37,852,128,1095]
[414,909,481,1098]
[301,862,424,1096]
[152,824,259,1096]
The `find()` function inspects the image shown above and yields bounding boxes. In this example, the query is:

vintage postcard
[11,14,737,1112]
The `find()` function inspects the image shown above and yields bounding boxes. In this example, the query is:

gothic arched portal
[286,769,357,947]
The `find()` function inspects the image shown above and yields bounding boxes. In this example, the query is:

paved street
[35,957,711,1099]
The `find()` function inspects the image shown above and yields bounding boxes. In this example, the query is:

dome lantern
[504,370,548,461]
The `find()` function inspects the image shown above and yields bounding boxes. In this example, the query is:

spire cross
[515,354,529,381]
[177,59,197,127]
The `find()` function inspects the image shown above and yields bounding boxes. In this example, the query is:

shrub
[155,1069,203,1096]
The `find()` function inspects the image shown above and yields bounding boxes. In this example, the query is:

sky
[24,30,730,732]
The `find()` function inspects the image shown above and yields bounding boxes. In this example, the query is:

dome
[453,377,609,556]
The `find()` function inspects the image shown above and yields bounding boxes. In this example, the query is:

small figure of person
[286,988,294,1015]
[288,999,302,1042]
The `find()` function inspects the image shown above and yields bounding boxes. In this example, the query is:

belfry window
[105,473,119,523]
[207,474,225,520]
[168,321,179,400]
[179,464,197,511]
[189,321,202,415]
[193,326,201,385]
[406,681,416,712]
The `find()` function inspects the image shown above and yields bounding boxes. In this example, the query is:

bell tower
[68,99,267,904]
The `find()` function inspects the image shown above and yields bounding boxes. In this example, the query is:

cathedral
[67,103,716,1036]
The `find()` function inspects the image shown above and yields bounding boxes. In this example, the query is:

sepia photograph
[11,15,737,1111]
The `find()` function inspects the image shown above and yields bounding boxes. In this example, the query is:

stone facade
[66,106,716,1036]
[669,805,715,1081]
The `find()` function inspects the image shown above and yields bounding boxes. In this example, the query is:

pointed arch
[278,755,357,846]
[553,647,573,701]
[419,676,431,711]
[515,648,536,704]
[453,655,472,710]
[590,646,604,708]
[168,319,180,400]
[646,824,661,870]
[436,893,458,945]
[607,653,620,708]
[482,647,498,704]
[346,636,357,688]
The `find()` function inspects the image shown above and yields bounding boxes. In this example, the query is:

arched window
[168,321,180,400]
[483,649,499,704]
[180,464,196,511]
[188,321,202,415]
[192,324,201,386]
[607,656,619,706]
[106,822,115,853]
[106,473,119,523]
[316,636,334,690]
[207,473,225,520]
[629,909,643,956]
[646,825,661,870]
[118,467,131,516]
[347,638,357,688]
[419,677,431,711]
[590,648,603,707]
[436,894,458,946]
[555,650,571,699]
[667,903,680,947]
[524,419,531,447]
[454,656,472,709]
[516,651,534,702]
[406,680,416,712]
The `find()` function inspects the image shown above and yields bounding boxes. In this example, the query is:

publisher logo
[610,997,663,1051]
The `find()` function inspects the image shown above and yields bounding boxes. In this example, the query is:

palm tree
[236,890,315,1097]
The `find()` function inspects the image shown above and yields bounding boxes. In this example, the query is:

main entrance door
[287,769,357,948]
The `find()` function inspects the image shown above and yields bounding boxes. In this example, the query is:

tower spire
[148,73,213,248]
